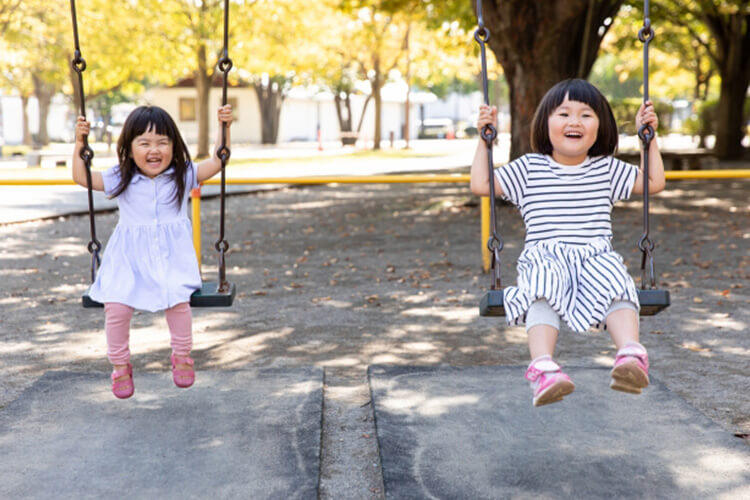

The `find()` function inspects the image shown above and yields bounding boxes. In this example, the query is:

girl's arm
[71,116,104,190]
[631,100,665,194]
[197,104,233,184]
[470,104,505,197]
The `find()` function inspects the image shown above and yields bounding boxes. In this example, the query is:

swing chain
[69,0,101,283]
[475,0,503,290]
[214,0,232,294]
[638,0,657,290]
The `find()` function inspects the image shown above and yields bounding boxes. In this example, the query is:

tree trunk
[21,95,31,146]
[254,80,284,144]
[334,92,357,146]
[32,74,54,147]
[371,55,383,151]
[705,12,750,160]
[714,77,747,159]
[195,43,211,158]
[475,0,623,160]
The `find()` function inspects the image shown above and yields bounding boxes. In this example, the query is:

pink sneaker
[111,363,134,399]
[171,353,195,388]
[610,342,649,394]
[525,356,575,407]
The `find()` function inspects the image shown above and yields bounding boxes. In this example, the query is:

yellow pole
[191,187,202,273]
[481,196,491,272]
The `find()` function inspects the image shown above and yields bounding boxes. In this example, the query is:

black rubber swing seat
[479,288,670,317]
[82,281,236,308]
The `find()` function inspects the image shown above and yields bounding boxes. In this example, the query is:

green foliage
[609,97,673,135]
[682,98,750,137]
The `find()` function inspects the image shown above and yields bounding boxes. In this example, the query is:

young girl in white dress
[470,79,665,406]
[73,104,233,399]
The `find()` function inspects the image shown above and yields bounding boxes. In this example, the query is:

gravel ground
[1,173,748,498]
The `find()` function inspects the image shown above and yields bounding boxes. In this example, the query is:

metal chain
[637,0,657,288]
[475,0,503,290]
[214,0,233,293]
[69,0,101,283]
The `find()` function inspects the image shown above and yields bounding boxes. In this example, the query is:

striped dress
[495,153,640,332]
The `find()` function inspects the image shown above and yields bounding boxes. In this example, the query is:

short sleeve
[494,155,529,206]
[186,161,199,190]
[609,157,638,203]
[101,165,122,197]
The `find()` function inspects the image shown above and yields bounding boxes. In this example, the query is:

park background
[0,2,749,499]
[0,0,749,162]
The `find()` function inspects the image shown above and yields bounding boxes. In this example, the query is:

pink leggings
[104,302,192,365]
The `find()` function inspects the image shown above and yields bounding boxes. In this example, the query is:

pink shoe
[610,342,649,394]
[525,356,575,407]
[171,353,195,388]
[111,363,134,399]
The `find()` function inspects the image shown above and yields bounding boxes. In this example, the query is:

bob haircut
[530,79,619,157]
[113,105,192,206]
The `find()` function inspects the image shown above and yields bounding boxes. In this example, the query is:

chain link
[638,0,658,290]
[213,0,233,294]
[475,0,503,290]
[69,0,102,283]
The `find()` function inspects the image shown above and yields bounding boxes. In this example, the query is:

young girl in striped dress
[470,79,665,407]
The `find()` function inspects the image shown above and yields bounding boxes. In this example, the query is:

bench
[616,149,714,170]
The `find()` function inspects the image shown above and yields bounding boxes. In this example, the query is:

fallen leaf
[720,289,730,296]
[681,342,711,353]
[251,290,267,296]
[289,282,304,288]
[311,296,331,303]
[649,330,664,335]
[693,297,704,303]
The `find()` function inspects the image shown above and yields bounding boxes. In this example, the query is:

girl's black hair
[112,105,191,206]
[530,78,619,156]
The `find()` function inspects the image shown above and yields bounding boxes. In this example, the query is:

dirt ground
[0,172,748,496]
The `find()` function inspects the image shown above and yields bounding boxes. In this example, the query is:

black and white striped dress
[495,153,640,331]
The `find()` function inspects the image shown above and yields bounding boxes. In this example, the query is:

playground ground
[0,153,748,498]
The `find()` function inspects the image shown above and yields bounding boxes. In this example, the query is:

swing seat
[82,281,236,308]
[637,288,670,316]
[189,281,236,307]
[479,290,505,317]
[479,288,670,318]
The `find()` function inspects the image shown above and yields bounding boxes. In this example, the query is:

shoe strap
[171,354,194,367]
[525,359,561,382]
[111,364,132,380]
[616,344,648,367]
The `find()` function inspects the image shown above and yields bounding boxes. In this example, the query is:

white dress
[495,154,640,331]
[88,163,201,311]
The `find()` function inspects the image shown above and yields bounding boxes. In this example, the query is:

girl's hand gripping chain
[631,100,666,195]
[470,104,504,197]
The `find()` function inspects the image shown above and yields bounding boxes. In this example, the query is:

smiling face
[130,126,173,178]
[547,96,600,165]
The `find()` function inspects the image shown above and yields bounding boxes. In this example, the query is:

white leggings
[525,299,637,332]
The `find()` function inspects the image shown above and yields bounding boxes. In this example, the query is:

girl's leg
[605,300,649,393]
[104,302,134,369]
[104,302,135,398]
[165,301,192,356]
[526,299,561,359]
[604,300,640,349]
[524,300,573,406]
[165,302,195,388]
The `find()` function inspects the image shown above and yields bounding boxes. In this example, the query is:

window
[179,96,238,122]
[227,97,238,121]
[179,98,196,122]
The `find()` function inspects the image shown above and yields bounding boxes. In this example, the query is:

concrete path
[0,139,487,224]
[369,365,750,500]
[0,368,322,500]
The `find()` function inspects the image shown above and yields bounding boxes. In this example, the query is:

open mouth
[146,158,162,167]
[564,132,583,139]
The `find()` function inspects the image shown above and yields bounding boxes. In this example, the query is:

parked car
[418,118,455,139]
